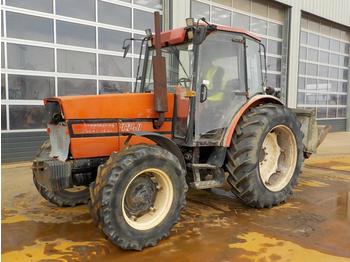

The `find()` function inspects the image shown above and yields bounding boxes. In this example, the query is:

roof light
[186,17,194,27]
[145,28,152,37]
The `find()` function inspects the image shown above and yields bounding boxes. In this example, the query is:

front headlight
[45,102,63,124]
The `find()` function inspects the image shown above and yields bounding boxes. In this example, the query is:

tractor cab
[129,18,269,147]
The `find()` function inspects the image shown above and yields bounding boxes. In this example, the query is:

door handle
[200,84,208,103]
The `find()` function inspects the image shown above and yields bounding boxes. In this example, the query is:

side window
[246,39,263,96]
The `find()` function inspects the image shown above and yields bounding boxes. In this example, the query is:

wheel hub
[259,125,297,192]
[259,130,281,185]
[122,168,174,231]
[124,176,157,217]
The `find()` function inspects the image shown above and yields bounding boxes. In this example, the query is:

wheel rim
[122,168,174,231]
[259,125,297,192]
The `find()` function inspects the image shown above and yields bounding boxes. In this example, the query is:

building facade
[1,0,349,162]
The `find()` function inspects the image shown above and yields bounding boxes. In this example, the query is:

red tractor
[32,12,326,250]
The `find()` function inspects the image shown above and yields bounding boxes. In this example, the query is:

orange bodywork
[45,93,175,159]
[46,93,174,120]
[153,24,260,48]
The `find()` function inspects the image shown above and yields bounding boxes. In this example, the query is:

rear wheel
[225,103,304,208]
[89,144,187,250]
[33,140,90,207]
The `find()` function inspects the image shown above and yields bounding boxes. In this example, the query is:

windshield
[143,43,194,92]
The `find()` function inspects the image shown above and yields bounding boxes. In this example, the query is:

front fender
[126,132,186,169]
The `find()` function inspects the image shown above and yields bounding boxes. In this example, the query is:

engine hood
[45,93,175,120]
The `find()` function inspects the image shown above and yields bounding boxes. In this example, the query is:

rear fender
[222,95,283,147]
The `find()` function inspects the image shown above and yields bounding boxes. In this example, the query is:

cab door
[194,32,247,144]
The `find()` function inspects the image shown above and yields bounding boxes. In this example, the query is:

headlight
[45,102,63,124]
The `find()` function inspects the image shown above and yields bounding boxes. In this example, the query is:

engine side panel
[69,119,172,159]
[45,93,175,159]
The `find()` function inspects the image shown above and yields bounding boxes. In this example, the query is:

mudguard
[126,132,186,169]
[223,95,283,147]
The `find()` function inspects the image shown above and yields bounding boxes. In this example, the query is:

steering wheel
[178,77,191,88]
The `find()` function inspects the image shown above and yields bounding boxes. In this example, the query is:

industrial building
[1,0,349,162]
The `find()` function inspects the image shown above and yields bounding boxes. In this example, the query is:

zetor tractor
[32,12,327,250]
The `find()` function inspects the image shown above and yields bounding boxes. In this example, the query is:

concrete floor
[2,132,350,261]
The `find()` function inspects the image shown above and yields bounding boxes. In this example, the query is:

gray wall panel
[276,0,350,27]
[317,119,346,132]
[1,132,48,163]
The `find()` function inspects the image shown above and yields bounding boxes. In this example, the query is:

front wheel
[33,175,90,207]
[225,103,304,208]
[89,144,187,250]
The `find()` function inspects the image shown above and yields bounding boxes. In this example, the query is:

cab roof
[156,24,261,47]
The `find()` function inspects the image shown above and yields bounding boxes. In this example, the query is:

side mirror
[264,86,275,95]
[122,43,131,58]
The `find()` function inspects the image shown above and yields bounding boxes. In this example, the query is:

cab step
[190,179,224,189]
[189,163,217,169]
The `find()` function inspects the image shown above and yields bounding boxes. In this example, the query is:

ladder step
[190,163,217,169]
[190,180,224,189]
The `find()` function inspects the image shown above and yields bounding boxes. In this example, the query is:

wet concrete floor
[2,132,350,261]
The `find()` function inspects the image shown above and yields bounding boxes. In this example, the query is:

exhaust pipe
[152,11,168,129]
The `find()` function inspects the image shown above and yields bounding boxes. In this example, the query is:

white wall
[276,0,350,131]
[276,0,350,27]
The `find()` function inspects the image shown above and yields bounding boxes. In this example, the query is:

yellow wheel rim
[122,168,174,231]
[259,125,298,192]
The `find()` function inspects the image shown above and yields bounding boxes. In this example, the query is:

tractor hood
[45,93,175,120]
[44,93,175,159]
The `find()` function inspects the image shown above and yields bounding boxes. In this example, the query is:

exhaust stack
[152,11,168,129]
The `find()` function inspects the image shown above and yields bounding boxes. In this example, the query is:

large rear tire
[89,144,187,250]
[225,103,304,208]
[33,140,90,207]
